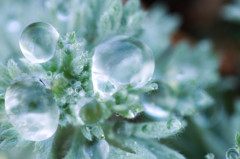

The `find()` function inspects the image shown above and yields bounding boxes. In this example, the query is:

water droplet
[92,36,155,97]
[113,122,132,136]
[19,22,59,63]
[167,119,182,132]
[46,71,52,77]
[92,75,118,97]
[79,90,86,97]
[56,1,72,21]
[79,99,102,124]
[5,76,59,141]
[84,140,109,159]
[226,148,239,159]
[67,88,74,95]
[63,44,74,54]
[143,102,169,119]
[142,82,175,118]
[100,134,105,139]
[205,153,215,159]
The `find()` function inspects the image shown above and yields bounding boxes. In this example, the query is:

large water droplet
[226,148,239,159]
[5,76,59,141]
[92,36,155,97]
[19,22,59,63]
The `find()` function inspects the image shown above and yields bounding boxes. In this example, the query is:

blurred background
[142,0,240,77]
[141,0,240,158]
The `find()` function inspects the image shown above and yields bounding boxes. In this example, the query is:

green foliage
[34,138,54,159]
[141,6,180,58]
[236,133,240,148]
[0,122,18,150]
[134,119,183,138]
[105,124,185,159]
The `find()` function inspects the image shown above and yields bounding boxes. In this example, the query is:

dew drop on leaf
[92,36,155,97]
[56,1,71,21]
[84,140,109,159]
[19,22,59,63]
[226,148,239,159]
[167,119,182,133]
[79,99,102,124]
[205,153,215,159]
[142,82,175,119]
[143,102,169,119]
[4,76,59,141]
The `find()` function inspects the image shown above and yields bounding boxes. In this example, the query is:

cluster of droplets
[5,20,156,142]
[4,22,60,141]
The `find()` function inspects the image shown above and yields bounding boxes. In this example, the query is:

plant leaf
[0,122,18,150]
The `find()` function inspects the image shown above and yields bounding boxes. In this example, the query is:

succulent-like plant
[0,0,230,159]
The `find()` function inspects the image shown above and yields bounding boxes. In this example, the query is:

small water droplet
[142,82,175,118]
[46,71,52,77]
[205,153,215,159]
[5,76,59,141]
[63,44,74,54]
[79,99,102,124]
[79,90,86,97]
[100,134,105,139]
[226,148,239,159]
[167,119,182,132]
[19,22,59,63]
[113,122,132,136]
[143,102,169,119]
[56,1,72,21]
[127,110,136,118]
[85,140,109,159]
[92,36,155,97]
[67,88,74,95]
